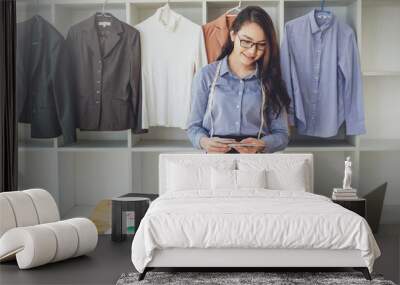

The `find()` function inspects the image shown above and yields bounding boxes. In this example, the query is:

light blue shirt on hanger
[280,9,366,138]
[186,56,289,153]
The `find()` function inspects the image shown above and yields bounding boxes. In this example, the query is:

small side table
[332,198,366,218]
[111,193,158,242]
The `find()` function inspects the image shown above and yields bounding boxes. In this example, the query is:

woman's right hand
[200,137,235,153]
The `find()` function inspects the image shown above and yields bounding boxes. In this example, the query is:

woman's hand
[200,137,235,153]
[233,138,266,154]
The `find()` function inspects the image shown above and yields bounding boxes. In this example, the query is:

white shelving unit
[17,0,400,223]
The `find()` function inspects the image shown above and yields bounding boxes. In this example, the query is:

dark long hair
[217,6,290,120]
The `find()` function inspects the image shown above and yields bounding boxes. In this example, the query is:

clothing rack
[16,0,400,226]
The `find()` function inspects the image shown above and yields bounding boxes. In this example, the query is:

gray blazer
[17,15,76,143]
[65,14,146,133]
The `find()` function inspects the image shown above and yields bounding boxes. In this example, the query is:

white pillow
[237,169,267,189]
[267,163,307,191]
[211,168,236,190]
[167,160,235,191]
[211,169,267,190]
[238,158,309,192]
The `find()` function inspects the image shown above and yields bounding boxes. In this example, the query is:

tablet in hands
[227,143,259,147]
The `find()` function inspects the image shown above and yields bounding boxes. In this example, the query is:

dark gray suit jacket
[17,15,76,142]
[65,14,145,133]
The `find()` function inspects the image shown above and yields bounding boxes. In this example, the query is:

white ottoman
[0,189,98,269]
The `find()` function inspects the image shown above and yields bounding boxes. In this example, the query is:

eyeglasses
[237,34,267,51]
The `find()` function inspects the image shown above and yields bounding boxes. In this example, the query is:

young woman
[187,6,291,153]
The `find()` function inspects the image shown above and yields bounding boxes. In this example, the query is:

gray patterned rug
[116,271,396,285]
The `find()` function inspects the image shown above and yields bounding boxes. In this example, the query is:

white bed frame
[139,154,371,280]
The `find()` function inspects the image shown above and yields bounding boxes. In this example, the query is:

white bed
[131,154,380,281]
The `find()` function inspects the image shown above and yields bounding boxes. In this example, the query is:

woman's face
[230,22,268,68]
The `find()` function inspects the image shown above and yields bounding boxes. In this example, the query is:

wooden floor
[1,227,399,285]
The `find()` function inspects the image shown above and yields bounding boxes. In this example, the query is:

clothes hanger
[96,0,112,18]
[96,0,113,26]
[315,0,331,20]
[226,0,242,16]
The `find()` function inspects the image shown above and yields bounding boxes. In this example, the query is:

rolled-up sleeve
[261,107,289,153]
[186,69,210,149]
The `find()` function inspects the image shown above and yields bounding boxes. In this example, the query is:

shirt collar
[156,5,181,32]
[308,9,335,34]
[220,56,260,80]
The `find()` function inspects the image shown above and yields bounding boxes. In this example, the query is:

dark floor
[1,229,399,285]
[0,236,134,285]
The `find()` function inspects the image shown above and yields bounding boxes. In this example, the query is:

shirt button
[236,105,239,109]
[96,91,100,94]
[97,81,100,84]
[95,100,100,104]
[235,122,239,125]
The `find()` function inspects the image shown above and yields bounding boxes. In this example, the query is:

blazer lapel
[213,14,234,50]
[30,16,44,86]
[84,16,102,59]
[102,18,123,58]
[84,15,123,59]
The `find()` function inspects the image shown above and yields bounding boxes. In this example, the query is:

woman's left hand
[233,138,266,154]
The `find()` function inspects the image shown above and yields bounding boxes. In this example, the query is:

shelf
[363,71,400,77]
[62,205,94,219]
[132,139,201,152]
[285,140,356,152]
[18,140,55,150]
[359,139,400,152]
[58,140,128,151]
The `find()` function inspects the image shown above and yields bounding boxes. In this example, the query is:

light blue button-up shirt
[280,10,366,137]
[186,56,289,153]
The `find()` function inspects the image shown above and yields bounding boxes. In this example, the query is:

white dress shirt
[136,6,207,129]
